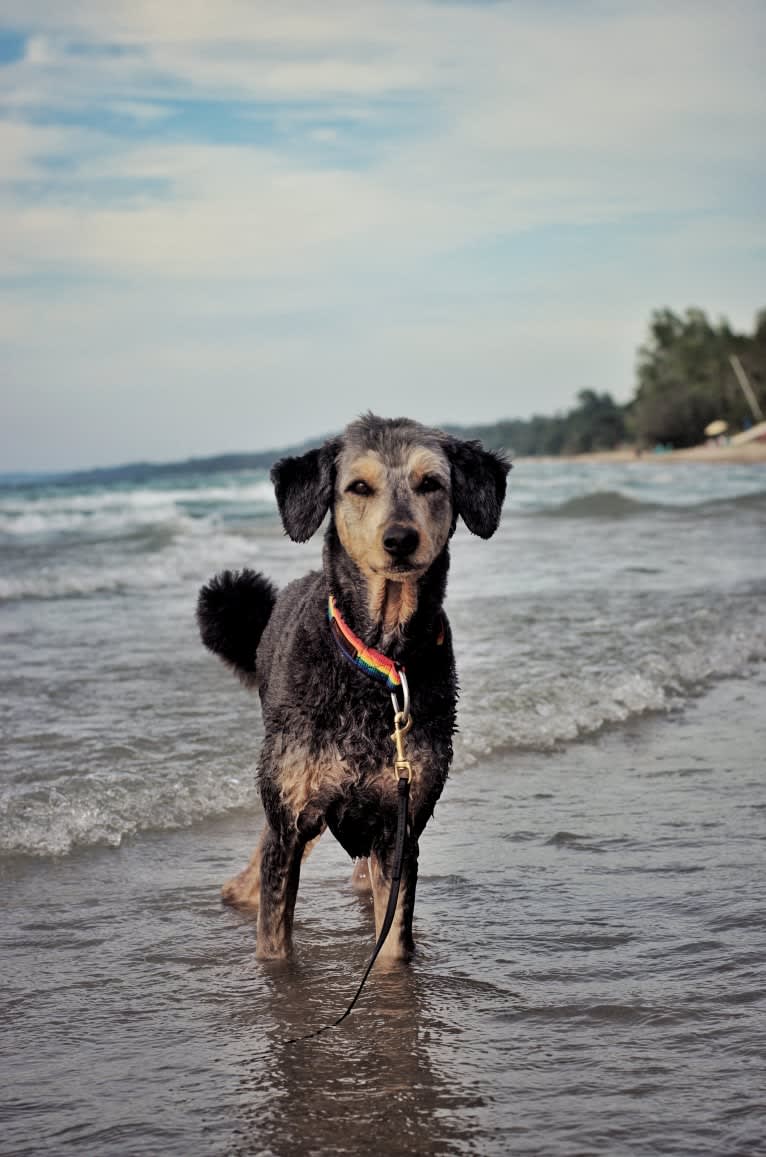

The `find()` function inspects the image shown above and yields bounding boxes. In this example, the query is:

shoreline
[517,441,766,465]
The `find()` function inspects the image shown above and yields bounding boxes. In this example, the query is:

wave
[0,480,277,539]
[540,491,661,518]
[0,505,195,538]
[0,526,259,602]
[0,761,261,858]
[6,650,764,859]
[531,488,766,519]
[5,469,765,539]
[454,596,766,760]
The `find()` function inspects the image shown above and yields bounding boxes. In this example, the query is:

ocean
[1,458,764,1155]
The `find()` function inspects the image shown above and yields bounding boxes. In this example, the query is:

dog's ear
[445,438,511,538]
[271,439,340,542]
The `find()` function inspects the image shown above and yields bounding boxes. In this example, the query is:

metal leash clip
[390,668,413,783]
[391,712,413,783]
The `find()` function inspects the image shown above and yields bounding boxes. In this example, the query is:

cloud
[1,0,765,469]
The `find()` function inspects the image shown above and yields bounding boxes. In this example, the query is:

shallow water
[1,460,765,1153]
[2,675,764,1155]
[2,461,765,856]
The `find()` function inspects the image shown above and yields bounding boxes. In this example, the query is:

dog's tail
[197,569,278,688]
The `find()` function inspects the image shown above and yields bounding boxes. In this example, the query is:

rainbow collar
[327,594,404,692]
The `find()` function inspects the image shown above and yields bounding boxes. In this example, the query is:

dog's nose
[383,524,420,558]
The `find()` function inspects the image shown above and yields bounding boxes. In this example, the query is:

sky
[1,1,764,472]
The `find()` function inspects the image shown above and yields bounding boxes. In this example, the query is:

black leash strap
[334,774,410,1026]
[285,774,410,1045]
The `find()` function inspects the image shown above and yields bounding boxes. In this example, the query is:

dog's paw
[221,870,261,910]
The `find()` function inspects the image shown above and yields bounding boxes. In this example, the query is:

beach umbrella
[704,419,728,437]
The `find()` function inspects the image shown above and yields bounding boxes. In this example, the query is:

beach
[529,439,766,466]
[1,459,765,1154]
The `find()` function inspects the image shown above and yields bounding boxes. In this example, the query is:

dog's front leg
[369,837,419,960]
[256,823,304,959]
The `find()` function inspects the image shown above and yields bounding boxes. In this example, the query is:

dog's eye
[417,475,442,494]
[348,480,374,497]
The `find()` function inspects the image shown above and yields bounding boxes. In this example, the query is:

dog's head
[271,414,510,581]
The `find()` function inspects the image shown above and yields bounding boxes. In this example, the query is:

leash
[333,754,411,1028]
[285,666,414,1045]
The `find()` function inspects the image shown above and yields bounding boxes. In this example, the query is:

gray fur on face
[271,413,509,544]
[198,414,510,960]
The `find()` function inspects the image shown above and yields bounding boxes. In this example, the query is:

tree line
[447,388,627,457]
[631,307,765,449]
[459,306,766,455]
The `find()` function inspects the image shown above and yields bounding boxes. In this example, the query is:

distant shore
[5,429,765,490]
[520,441,766,466]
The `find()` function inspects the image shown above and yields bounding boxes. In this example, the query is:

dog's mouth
[372,558,428,579]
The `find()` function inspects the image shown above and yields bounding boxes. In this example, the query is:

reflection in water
[228,896,485,1156]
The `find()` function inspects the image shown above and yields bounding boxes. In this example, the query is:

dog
[197,414,509,960]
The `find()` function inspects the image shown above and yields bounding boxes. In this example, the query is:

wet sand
[2,669,765,1156]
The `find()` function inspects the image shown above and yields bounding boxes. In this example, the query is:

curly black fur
[271,439,340,543]
[446,437,510,538]
[197,415,510,960]
[196,569,278,687]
